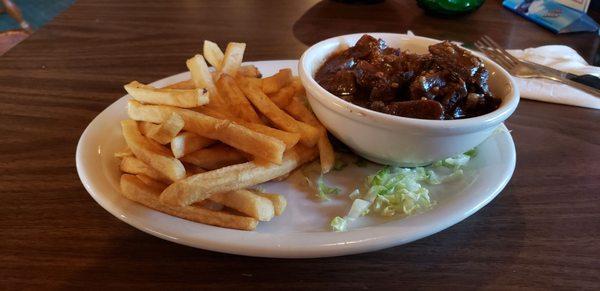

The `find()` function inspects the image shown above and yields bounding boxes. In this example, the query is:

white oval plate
[76,60,516,258]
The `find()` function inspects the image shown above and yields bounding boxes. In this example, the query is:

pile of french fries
[116,40,334,230]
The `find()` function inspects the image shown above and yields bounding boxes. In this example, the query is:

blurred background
[0,0,74,54]
[1,0,598,57]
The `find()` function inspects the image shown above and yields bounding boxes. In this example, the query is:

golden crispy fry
[284,97,319,125]
[285,97,334,173]
[216,74,262,123]
[219,42,246,77]
[238,78,319,147]
[268,85,294,108]
[127,100,286,163]
[170,131,215,158]
[114,147,133,158]
[241,123,300,150]
[181,143,248,170]
[203,40,224,70]
[146,113,185,145]
[164,79,195,90]
[186,54,226,107]
[290,76,304,94]
[210,189,274,221]
[194,107,300,149]
[134,174,272,222]
[138,121,159,136]
[121,120,186,181]
[160,145,318,206]
[262,69,292,94]
[124,81,209,108]
[135,174,168,189]
[316,133,335,174]
[184,163,207,175]
[120,156,172,183]
[237,65,261,78]
[120,174,258,230]
[254,191,287,216]
[186,54,214,90]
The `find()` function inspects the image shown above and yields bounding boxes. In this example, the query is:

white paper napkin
[507,46,600,109]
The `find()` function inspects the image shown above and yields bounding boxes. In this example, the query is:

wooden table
[1,0,599,289]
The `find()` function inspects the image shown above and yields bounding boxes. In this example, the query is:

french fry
[186,54,226,108]
[114,147,133,158]
[241,123,300,150]
[203,40,224,70]
[285,97,335,173]
[134,174,273,222]
[160,145,318,206]
[184,163,207,175]
[254,191,287,216]
[138,121,159,136]
[186,54,214,90]
[210,189,274,221]
[146,113,185,145]
[290,76,304,94]
[171,131,215,158]
[121,120,186,181]
[195,107,300,149]
[120,156,172,184]
[120,174,258,231]
[127,100,286,164]
[268,85,294,108]
[181,143,248,170]
[219,42,246,77]
[124,81,209,108]
[237,65,261,78]
[262,69,292,94]
[164,79,195,90]
[135,174,169,190]
[238,78,319,147]
[216,74,262,123]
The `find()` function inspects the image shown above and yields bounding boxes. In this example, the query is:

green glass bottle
[417,0,485,16]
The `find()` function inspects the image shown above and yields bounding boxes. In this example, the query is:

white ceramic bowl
[299,33,519,166]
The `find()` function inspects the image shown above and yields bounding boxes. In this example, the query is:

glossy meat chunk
[315,35,500,120]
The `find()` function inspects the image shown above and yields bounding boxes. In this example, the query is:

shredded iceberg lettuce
[330,149,476,231]
[316,175,341,201]
[330,216,347,232]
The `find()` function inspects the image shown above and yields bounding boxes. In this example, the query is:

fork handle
[541,74,600,98]
[567,74,600,90]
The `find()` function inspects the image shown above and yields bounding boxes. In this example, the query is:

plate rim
[76,60,516,258]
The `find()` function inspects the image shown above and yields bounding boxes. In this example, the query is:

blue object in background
[503,0,599,33]
[0,0,75,31]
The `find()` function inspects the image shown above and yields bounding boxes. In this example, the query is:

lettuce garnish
[330,149,476,232]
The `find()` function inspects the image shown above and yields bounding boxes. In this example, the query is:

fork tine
[482,35,521,64]
[474,41,513,70]
[480,35,519,67]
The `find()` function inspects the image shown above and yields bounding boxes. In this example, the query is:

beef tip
[409,69,447,100]
[315,35,500,120]
[347,35,386,59]
[378,100,444,120]
[355,60,383,89]
[315,51,356,81]
[316,69,356,98]
[355,60,400,101]
[437,75,467,108]
[429,41,483,81]
[409,69,467,108]
[468,67,490,94]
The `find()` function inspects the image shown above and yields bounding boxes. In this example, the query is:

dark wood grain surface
[1,0,599,289]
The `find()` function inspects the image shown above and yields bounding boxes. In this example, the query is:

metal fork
[474,35,600,98]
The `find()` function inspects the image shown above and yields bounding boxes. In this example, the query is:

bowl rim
[298,32,520,133]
